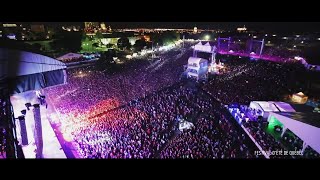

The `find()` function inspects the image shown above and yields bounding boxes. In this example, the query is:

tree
[162,31,180,46]
[92,42,100,48]
[133,38,146,52]
[117,37,130,50]
[51,31,82,53]
[96,51,113,71]
[95,32,104,40]
[151,33,163,47]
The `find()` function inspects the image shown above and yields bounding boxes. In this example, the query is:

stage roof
[0,48,66,78]
[270,112,320,154]
[0,48,67,94]
[57,53,82,61]
[274,112,320,128]
[250,101,296,113]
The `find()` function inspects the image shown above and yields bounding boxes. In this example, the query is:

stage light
[25,102,31,110]
[204,35,210,40]
[21,109,26,115]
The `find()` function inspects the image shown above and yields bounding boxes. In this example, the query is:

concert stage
[10,91,67,158]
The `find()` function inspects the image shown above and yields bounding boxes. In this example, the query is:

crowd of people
[242,120,286,158]
[202,58,307,105]
[0,127,5,158]
[0,98,7,158]
[59,82,259,159]
[72,84,189,158]
[42,40,320,159]
[219,42,302,63]
[46,45,192,115]
[160,110,257,159]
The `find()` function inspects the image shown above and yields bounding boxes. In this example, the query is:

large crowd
[60,83,259,158]
[202,58,307,105]
[41,40,320,159]
[0,98,7,158]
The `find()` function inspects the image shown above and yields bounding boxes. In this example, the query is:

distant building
[237,25,247,32]
[2,23,17,28]
[85,22,99,29]
[30,24,45,33]
[100,22,107,30]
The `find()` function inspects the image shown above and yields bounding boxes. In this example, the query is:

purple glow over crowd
[1,22,320,159]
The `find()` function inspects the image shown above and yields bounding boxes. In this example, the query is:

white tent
[194,42,213,53]
[268,112,320,154]
[57,53,83,61]
[193,42,217,53]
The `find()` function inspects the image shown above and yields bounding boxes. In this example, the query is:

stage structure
[248,38,265,57]
[18,116,28,146]
[0,48,67,158]
[193,42,217,64]
[185,57,208,81]
[32,104,43,158]
[217,37,231,52]
[0,48,67,95]
[267,112,320,154]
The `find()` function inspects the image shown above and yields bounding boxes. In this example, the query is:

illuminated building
[237,25,247,32]
[2,23,17,28]
[30,24,45,33]
[100,22,107,30]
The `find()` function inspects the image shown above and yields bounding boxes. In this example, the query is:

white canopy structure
[249,101,296,118]
[193,42,217,53]
[185,57,208,80]
[0,48,67,94]
[192,41,217,65]
[57,53,83,61]
[268,112,320,154]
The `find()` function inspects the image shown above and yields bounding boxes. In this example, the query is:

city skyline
[28,22,320,33]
